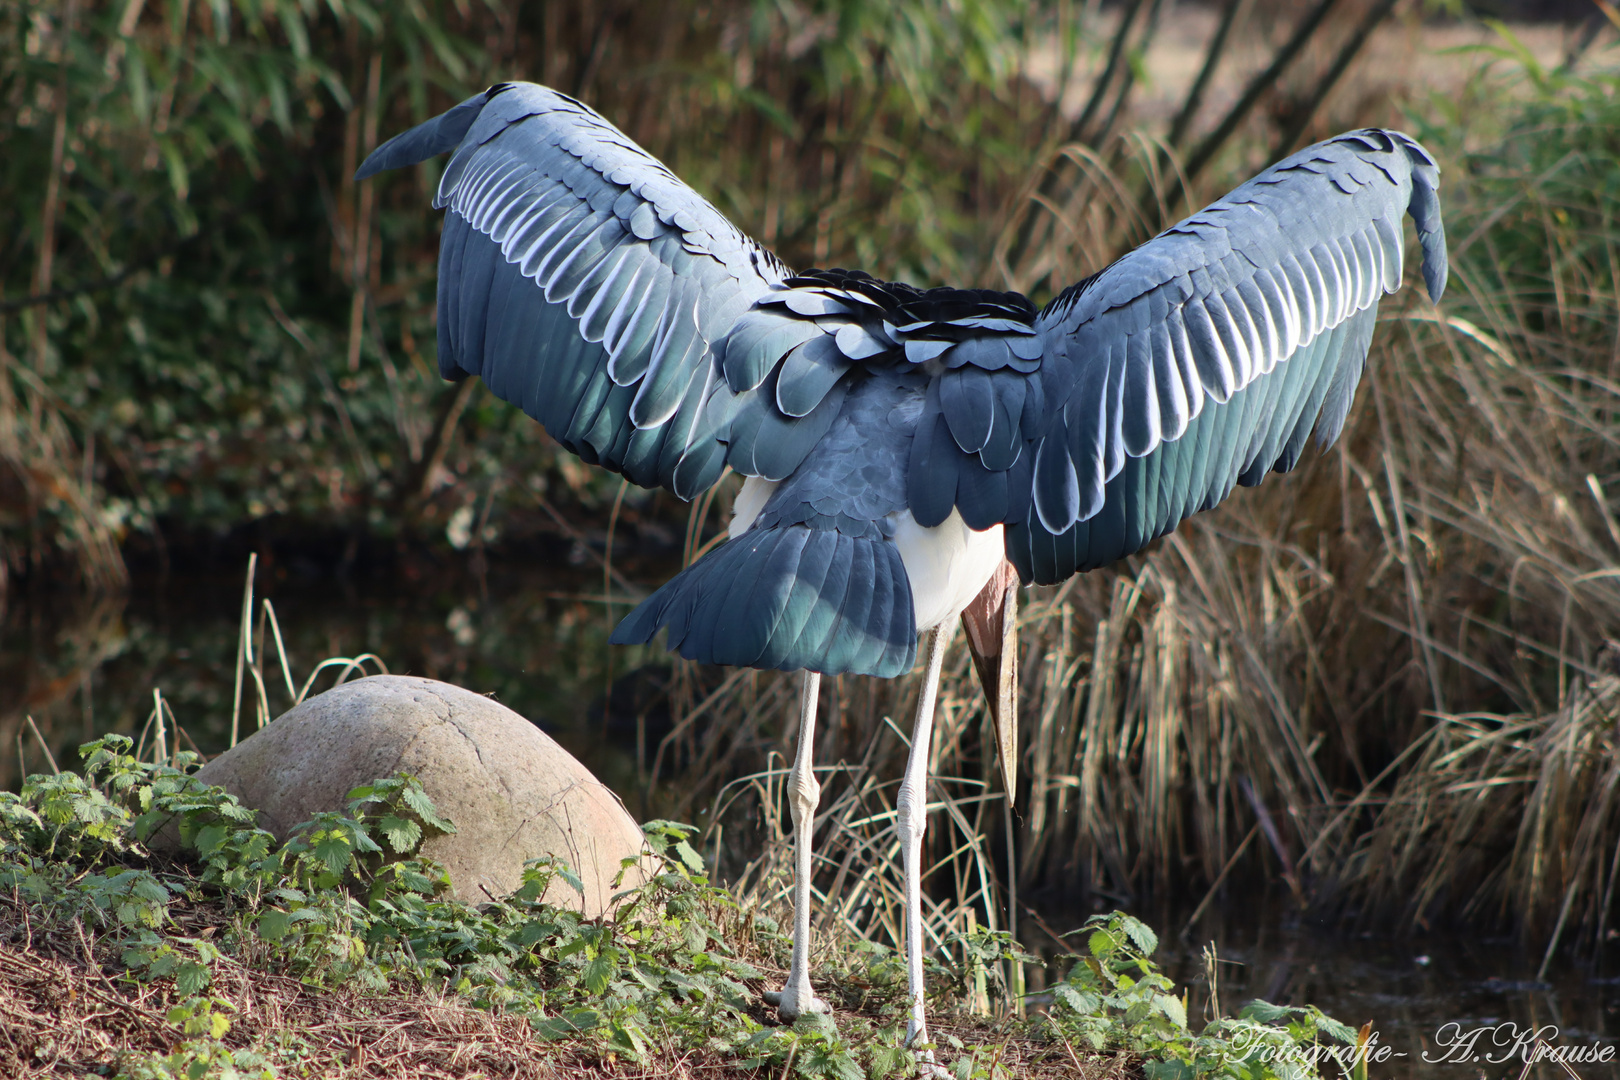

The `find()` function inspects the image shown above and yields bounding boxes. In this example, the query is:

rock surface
[193,675,651,914]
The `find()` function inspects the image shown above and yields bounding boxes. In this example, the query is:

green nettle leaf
[1121,915,1159,957]
[517,919,556,948]
[257,910,292,941]
[868,1043,911,1079]
[1054,983,1099,1014]
[1315,1014,1358,1045]
[193,823,228,857]
[1241,1000,1293,1024]
[131,876,171,904]
[379,815,422,853]
[313,835,353,876]
[1144,1060,1193,1080]
[1088,929,1115,958]
[176,960,212,996]
[400,785,457,834]
[608,1020,649,1060]
[674,839,706,875]
[583,952,616,994]
[530,1016,577,1042]
[555,935,590,960]
[802,1043,865,1080]
[558,864,585,897]
[1155,993,1188,1028]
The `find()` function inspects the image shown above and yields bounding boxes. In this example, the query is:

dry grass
[0,887,566,1079]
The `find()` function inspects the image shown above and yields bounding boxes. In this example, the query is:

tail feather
[611,527,917,678]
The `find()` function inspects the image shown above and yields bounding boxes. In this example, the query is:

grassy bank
[0,740,1360,1079]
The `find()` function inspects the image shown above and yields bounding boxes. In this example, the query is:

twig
[1165,0,1255,153]
[1239,777,1304,905]
[1179,0,1345,191]
[24,716,59,775]
[1180,824,1259,938]
[412,378,479,500]
[533,493,642,598]
[231,553,257,747]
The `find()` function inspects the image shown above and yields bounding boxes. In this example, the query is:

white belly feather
[730,476,1004,634]
[729,475,778,539]
[889,509,1004,631]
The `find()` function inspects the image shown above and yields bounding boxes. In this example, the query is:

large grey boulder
[193,675,652,915]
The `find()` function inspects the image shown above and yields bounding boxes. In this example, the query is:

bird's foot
[763,985,831,1022]
[906,1022,951,1078]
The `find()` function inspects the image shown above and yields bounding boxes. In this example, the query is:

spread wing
[1009,128,1448,583]
[357,82,796,499]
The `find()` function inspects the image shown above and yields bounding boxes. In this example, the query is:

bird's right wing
[357,83,800,500]
[1011,129,1447,583]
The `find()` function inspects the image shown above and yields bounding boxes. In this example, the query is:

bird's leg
[899,624,954,1061]
[768,669,830,1021]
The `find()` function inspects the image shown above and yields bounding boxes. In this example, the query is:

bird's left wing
[357,82,802,499]
[1010,129,1447,583]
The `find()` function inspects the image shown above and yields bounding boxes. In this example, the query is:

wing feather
[358,82,793,499]
[1015,128,1447,583]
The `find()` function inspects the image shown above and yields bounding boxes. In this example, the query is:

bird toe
[766,986,830,1021]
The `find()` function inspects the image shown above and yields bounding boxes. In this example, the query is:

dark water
[5,565,1619,1078]
[1155,898,1620,1080]
[1,556,658,797]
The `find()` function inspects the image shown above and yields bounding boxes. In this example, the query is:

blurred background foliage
[6,0,1620,953]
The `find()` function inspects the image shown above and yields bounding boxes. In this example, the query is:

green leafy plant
[1046,913,1356,1080]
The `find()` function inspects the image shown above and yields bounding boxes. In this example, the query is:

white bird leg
[899,623,955,1058]
[768,668,830,1021]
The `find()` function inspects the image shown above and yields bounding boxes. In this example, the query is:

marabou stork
[356,82,1446,1059]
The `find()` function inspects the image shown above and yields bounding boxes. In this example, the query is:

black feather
[907,406,960,529]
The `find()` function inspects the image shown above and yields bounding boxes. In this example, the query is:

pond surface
[2,552,660,798]
[4,561,1619,1078]
[1156,897,1620,1080]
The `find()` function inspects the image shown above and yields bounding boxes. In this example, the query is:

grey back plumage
[359,86,1447,676]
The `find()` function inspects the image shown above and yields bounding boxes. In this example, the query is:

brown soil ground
[1,893,1132,1080]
